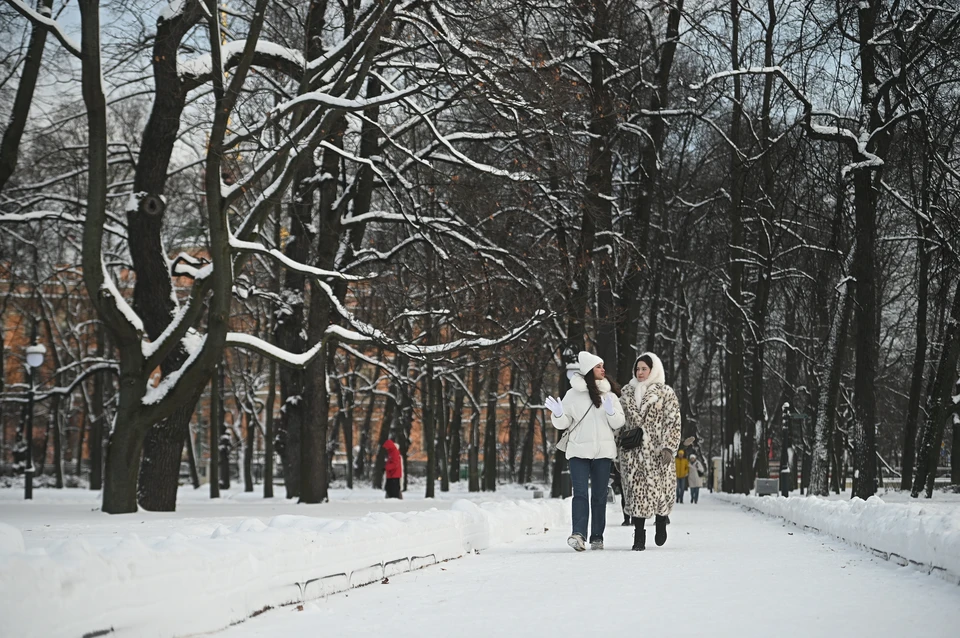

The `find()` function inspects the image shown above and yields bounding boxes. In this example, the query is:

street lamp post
[24,323,47,500]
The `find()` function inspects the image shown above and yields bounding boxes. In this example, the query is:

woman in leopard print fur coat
[617,352,682,551]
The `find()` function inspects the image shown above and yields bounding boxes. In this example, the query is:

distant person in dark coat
[383,439,403,499]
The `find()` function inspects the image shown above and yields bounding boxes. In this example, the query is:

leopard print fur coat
[617,355,682,519]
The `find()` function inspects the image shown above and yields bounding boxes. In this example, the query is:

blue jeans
[690,487,700,503]
[676,477,688,503]
[568,457,612,542]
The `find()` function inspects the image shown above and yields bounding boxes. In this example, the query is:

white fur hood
[628,352,666,408]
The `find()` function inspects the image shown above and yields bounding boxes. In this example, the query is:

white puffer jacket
[552,375,625,460]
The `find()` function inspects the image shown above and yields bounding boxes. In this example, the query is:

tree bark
[209,370,220,499]
[723,0,749,494]
[437,377,449,492]
[243,409,254,493]
[0,0,54,192]
[483,363,498,491]
[912,279,960,498]
[901,218,932,488]
[469,361,482,492]
[89,324,106,490]
[615,0,683,384]
[424,363,437,498]
[264,357,276,498]
[809,250,855,496]
[448,385,464,483]
[508,364,519,481]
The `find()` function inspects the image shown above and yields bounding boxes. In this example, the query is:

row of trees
[1,0,958,513]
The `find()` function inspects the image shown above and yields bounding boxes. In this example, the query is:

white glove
[661,448,674,464]
[544,396,563,418]
[602,394,616,416]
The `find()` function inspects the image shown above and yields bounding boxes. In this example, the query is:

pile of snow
[715,492,960,583]
[0,497,568,638]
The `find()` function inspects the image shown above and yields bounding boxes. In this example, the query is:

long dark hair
[584,370,621,408]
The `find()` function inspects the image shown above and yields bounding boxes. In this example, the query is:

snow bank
[715,493,960,583]
[0,498,568,638]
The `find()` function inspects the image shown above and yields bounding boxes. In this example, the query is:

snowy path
[217,493,960,638]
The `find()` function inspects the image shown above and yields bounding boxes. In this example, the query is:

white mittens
[661,448,674,464]
[602,394,616,416]
[544,396,564,418]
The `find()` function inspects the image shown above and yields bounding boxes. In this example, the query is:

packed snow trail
[217,493,960,638]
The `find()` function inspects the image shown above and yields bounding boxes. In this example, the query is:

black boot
[655,515,668,546]
[621,514,631,526]
[632,518,646,551]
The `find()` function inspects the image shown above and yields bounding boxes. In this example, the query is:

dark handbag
[619,427,644,450]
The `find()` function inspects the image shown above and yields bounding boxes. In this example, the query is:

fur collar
[570,374,611,394]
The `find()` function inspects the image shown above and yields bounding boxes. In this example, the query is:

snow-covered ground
[215,494,960,638]
[0,480,543,549]
[715,487,960,582]
[2,483,958,638]
[0,481,560,638]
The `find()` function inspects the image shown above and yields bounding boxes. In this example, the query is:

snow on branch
[100,259,144,334]
[179,40,304,86]
[5,0,82,57]
[225,332,325,368]
[273,81,430,119]
[228,235,363,281]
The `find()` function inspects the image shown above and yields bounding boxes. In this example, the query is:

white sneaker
[590,539,604,550]
[567,534,586,552]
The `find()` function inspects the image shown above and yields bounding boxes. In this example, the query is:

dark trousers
[568,457,612,542]
[385,477,402,499]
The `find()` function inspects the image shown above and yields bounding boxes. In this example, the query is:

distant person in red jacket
[383,439,403,499]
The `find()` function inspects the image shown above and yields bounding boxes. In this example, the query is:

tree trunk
[209,369,220,499]
[520,372,543,483]
[0,0,54,192]
[508,365,519,481]
[184,426,200,489]
[951,403,960,486]
[300,343,329,503]
[424,364,437,498]
[264,357,276,498]
[218,367,231,491]
[448,385,464,483]
[469,362,482,492]
[851,168,880,500]
[436,377,449,492]
[722,0,750,494]
[89,324,106,490]
[901,217,931,488]
[615,0,682,385]
[51,393,63,488]
[243,409,255,492]
[809,250,855,496]
[102,417,149,513]
[912,279,960,498]
[139,398,200,509]
[483,364,498,491]
[355,384,377,481]
[344,384,355,490]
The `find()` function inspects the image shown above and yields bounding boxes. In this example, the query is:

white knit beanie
[577,351,604,375]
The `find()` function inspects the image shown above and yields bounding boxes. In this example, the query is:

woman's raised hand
[602,394,616,416]
[544,396,564,418]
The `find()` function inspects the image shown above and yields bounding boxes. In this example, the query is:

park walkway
[217,493,960,638]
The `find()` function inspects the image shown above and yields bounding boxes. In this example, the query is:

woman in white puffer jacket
[545,351,625,552]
